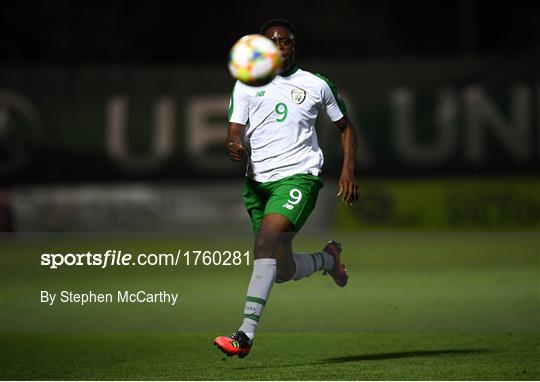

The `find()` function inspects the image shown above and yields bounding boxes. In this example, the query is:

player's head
[260,18,296,73]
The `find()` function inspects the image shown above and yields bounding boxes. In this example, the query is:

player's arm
[226,81,248,162]
[317,73,359,204]
[334,116,359,205]
[225,122,245,161]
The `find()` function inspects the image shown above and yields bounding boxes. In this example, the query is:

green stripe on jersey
[314,73,348,116]
[246,296,266,306]
[227,84,235,120]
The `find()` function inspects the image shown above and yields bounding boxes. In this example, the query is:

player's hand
[226,141,245,161]
[337,171,359,205]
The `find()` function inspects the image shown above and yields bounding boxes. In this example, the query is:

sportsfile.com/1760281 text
[40,249,251,270]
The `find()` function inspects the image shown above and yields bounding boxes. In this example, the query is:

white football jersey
[228,65,347,182]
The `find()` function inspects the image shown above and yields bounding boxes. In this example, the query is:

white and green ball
[228,34,283,86]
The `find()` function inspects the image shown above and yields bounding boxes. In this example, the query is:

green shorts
[243,173,323,234]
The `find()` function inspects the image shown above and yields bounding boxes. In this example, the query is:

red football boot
[322,240,348,287]
[213,330,252,358]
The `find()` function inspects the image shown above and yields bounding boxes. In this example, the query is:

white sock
[292,251,335,280]
[238,258,277,341]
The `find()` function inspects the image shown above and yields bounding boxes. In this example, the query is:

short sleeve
[316,73,348,122]
[228,82,249,125]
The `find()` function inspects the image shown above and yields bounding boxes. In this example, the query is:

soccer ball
[228,34,283,86]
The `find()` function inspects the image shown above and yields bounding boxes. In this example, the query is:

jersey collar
[279,64,299,77]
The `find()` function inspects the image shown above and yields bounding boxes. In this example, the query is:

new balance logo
[282,203,294,210]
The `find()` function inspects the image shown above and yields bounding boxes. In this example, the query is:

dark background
[0,0,538,185]
[1,0,539,64]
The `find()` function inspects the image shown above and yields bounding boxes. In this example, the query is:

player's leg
[214,175,347,357]
[274,237,332,282]
[269,174,348,285]
[274,237,347,284]
[274,235,295,282]
[213,179,266,357]
[214,213,291,358]
[237,213,291,336]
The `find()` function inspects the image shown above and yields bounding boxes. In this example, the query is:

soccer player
[214,18,359,358]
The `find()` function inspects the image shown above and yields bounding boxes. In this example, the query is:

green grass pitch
[1,232,539,380]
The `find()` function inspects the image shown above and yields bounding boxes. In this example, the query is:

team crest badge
[291,88,306,104]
